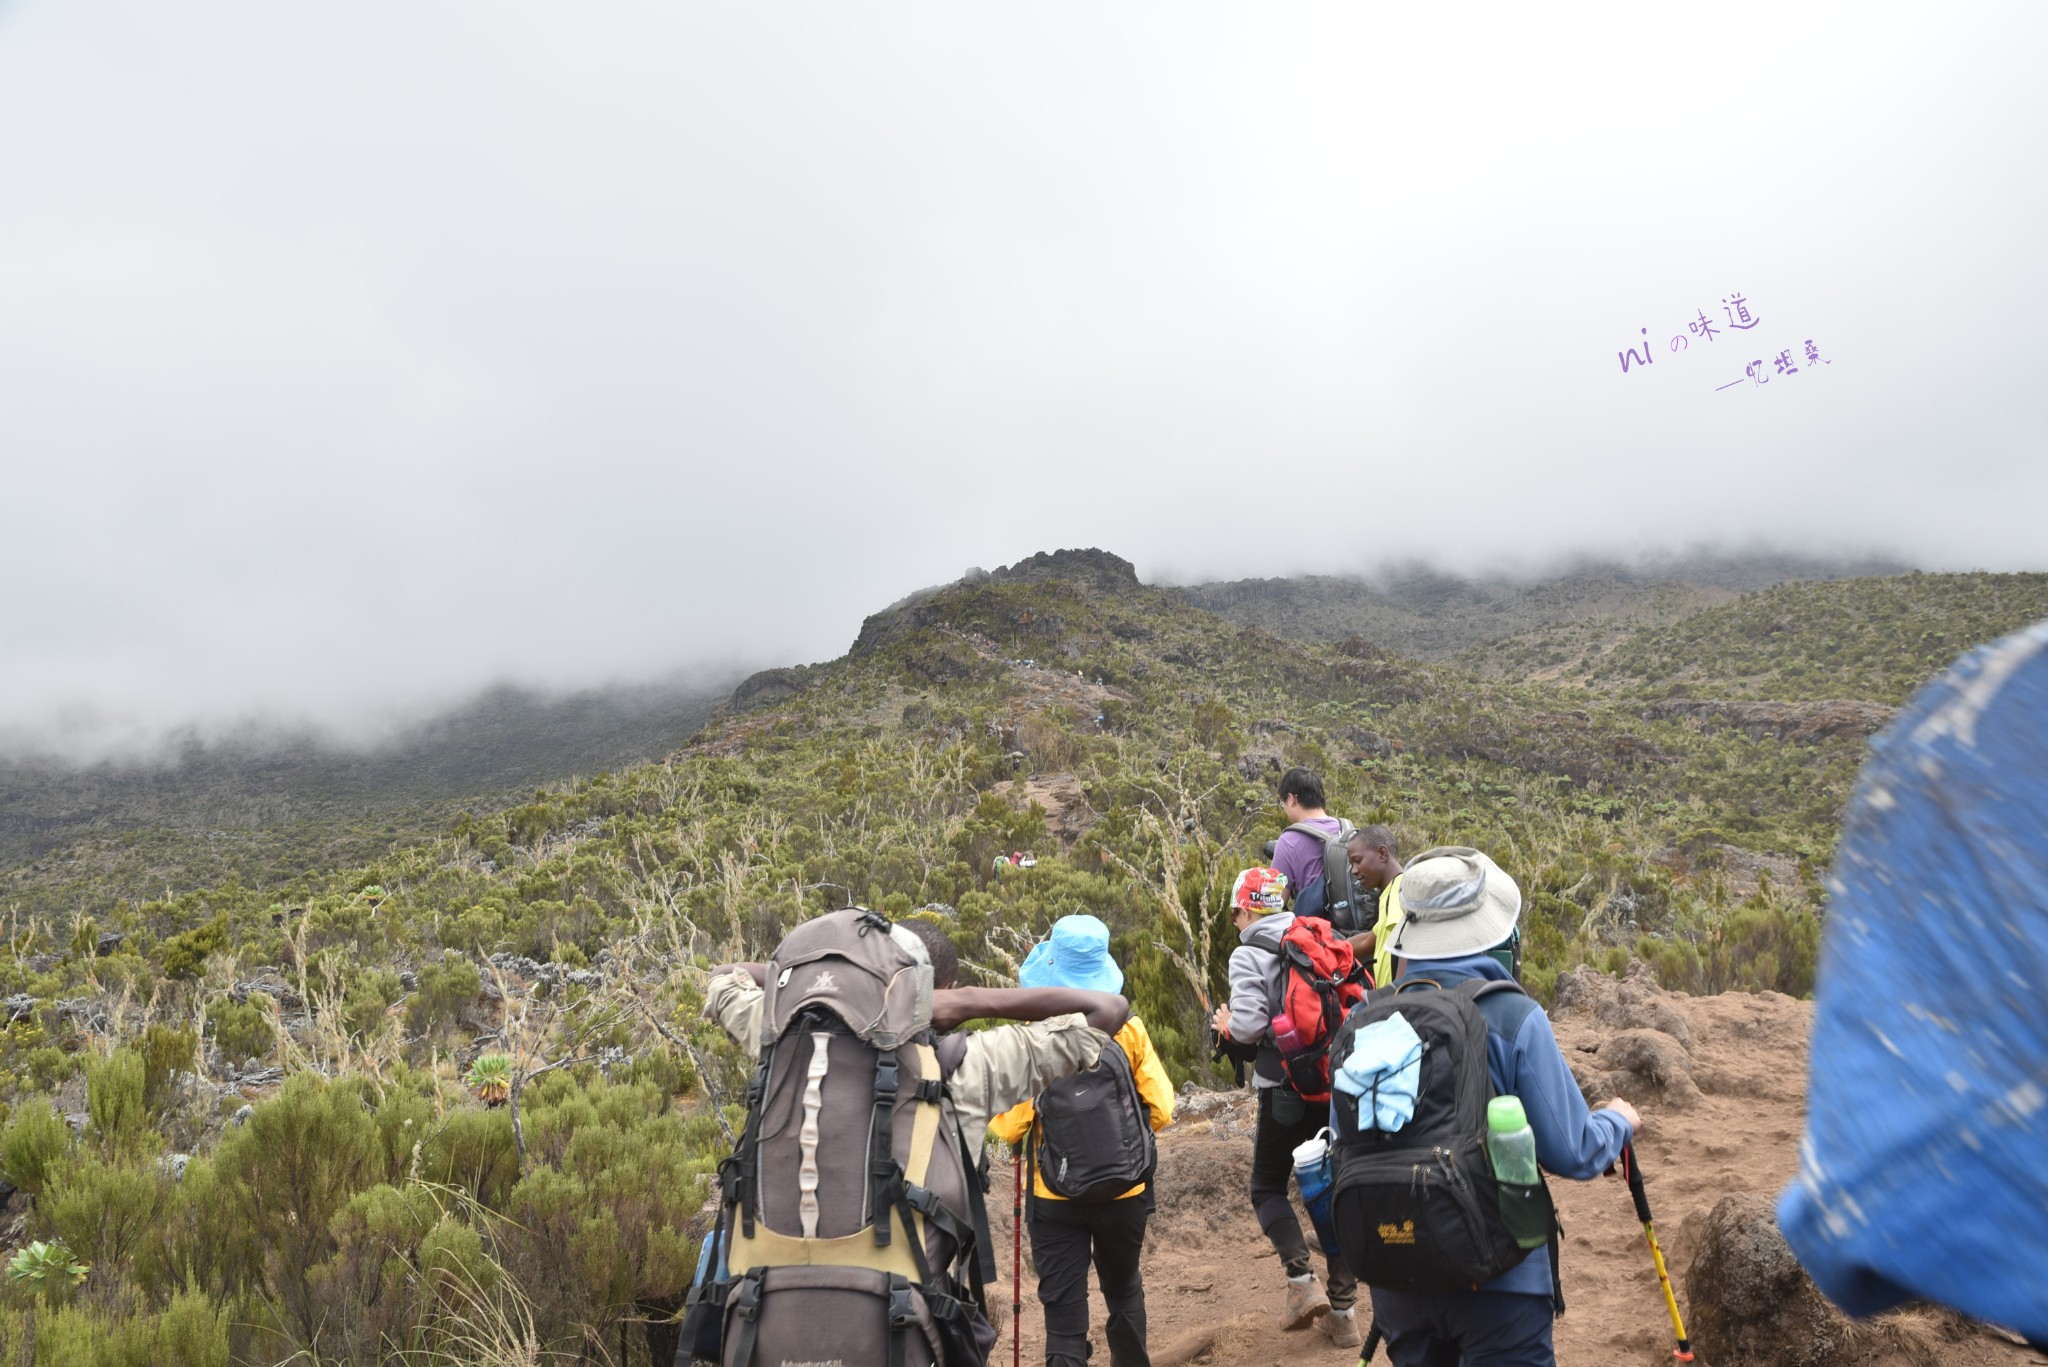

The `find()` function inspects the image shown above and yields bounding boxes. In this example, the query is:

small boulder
[1686,1193,1852,1367]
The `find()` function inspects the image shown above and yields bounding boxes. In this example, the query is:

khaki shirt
[704,971,1110,1139]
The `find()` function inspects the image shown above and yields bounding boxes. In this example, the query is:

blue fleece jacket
[1377,954,1632,1300]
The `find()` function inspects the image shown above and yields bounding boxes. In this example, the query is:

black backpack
[1028,1039,1156,1203]
[1283,819,1369,935]
[1326,978,1559,1302]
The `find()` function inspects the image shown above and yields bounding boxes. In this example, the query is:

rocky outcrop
[986,548,1139,594]
[730,668,806,711]
[1641,698,1897,745]
[851,549,1142,658]
[1554,959,1695,1050]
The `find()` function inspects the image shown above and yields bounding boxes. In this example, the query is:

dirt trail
[984,970,2034,1367]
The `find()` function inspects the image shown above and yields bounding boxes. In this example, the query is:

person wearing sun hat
[1369,848,1642,1367]
[991,915,1175,1367]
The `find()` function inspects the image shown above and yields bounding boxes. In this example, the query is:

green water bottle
[1487,1095,1548,1250]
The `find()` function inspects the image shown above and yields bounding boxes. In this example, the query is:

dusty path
[984,971,2033,1367]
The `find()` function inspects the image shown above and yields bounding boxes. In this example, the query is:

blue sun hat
[1018,914,1124,994]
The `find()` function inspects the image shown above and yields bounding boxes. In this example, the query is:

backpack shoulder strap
[1246,927,1283,954]
[1454,978,1542,1044]
[1457,979,1527,1003]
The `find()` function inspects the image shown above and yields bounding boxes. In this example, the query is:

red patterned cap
[1231,866,1288,914]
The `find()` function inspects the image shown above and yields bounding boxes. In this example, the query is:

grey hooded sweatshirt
[1225,909,1292,1088]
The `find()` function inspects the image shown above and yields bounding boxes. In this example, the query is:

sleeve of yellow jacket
[989,1016,1176,1201]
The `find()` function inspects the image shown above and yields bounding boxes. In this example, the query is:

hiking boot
[1320,1306,1362,1348]
[1281,1273,1329,1330]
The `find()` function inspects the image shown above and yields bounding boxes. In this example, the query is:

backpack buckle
[888,1277,917,1330]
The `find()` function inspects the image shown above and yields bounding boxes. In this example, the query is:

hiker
[692,910,1130,1367]
[1345,825,1404,986]
[1350,847,1640,1367]
[1208,865,1365,1347]
[1777,620,2048,1348]
[1272,767,1343,919]
[989,915,1176,1367]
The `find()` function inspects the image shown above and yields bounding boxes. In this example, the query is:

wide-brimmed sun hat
[1019,913,1125,994]
[1388,846,1522,960]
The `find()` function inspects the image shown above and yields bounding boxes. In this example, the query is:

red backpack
[1249,917,1371,1101]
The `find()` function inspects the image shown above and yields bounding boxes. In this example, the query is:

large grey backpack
[1283,818,1369,934]
[680,909,995,1367]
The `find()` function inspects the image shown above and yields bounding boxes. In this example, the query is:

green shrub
[205,995,274,1066]
[407,955,481,1042]
[341,968,403,1040]
[85,1051,151,1160]
[159,915,227,981]
[138,1025,196,1114]
[1,1099,72,1194]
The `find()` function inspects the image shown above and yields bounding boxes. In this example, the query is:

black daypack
[1326,978,1559,1302]
[1028,1038,1156,1203]
[1284,819,1369,935]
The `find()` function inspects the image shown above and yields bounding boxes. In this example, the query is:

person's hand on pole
[1601,1097,1642,1137]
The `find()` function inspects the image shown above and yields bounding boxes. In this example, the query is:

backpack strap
[727,1268,765,1367]
[728,1041,776,1237]
[955,1123,996,1294]
[1549,1212,1566,1316]
[886,1273,917,1367]
[870,1047,902,1249]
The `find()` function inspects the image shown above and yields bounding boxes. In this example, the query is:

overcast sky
[3,3,2043,750]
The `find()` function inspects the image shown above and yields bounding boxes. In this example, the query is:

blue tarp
[1779,619,2048,1345]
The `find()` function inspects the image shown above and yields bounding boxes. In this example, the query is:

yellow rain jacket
[988,1014,1177,1201]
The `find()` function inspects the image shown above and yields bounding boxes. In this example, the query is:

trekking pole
[1621,1143,1693,1362]
[1013,1150,1024,1367]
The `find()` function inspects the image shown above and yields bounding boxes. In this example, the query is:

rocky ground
[984,965,2038,1367]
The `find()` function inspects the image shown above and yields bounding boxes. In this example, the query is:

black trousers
[1249,1085,1358,1308]
[1027,1195,1150,1367]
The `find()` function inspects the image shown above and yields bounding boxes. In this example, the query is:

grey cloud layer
[1,2,2042,746]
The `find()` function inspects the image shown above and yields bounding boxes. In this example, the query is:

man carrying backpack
[989,915,1176,1367]
[1337,848,1640,1367]
[1208,865,1365,1346]
[1272,767,1370,935]
[694,911,1130,1367]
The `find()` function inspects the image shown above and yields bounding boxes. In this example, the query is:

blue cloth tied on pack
[1333,1010,1423,1131]
[1778,618,2048,1348]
